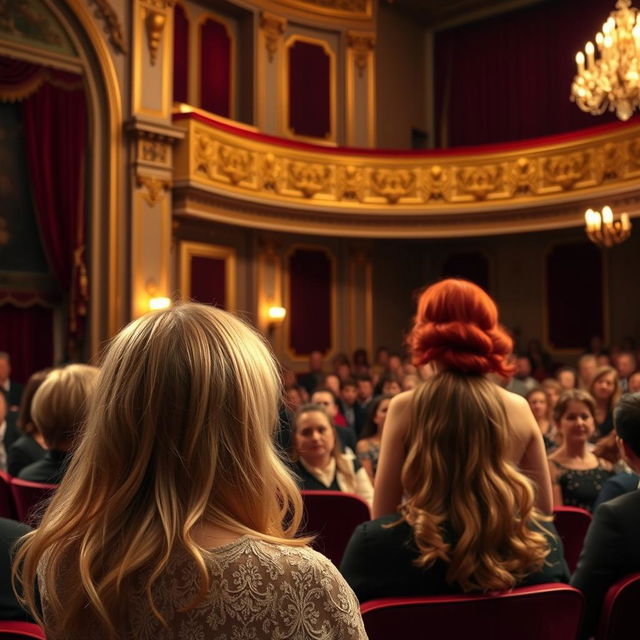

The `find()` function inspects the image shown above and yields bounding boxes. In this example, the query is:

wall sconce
[584,206,631,248]
[146,279,171,311]
[266,305,286,337]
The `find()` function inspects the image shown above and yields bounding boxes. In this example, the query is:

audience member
[541,378,562,415]
[15,304,366,639]
[373,279,553,518]
[18,364,99,485]
[577,354,597,390]
[356,394,392,482]
[356,374,374,410]
[341,370,567,603]
[297,350,325,396]
[352,349,370,375]
[0,517,32,621]
[311,388,354,449]
[324,373,341,398]
[589,366,621,439]
[380,375,402,396]
[526,338,552,380]
[548,390,613,511]
[506,355,538,397]
[628,370,640,393]
[7,369,50,477]
[339,378,365,437]
[556,366,577,390]
[615,351,636,392]
[402,374,420,391]
[526,388,556,451]
[290,404,373,505]
[0,392,19,474]
[0,352,23,410]
[571,393,640,639]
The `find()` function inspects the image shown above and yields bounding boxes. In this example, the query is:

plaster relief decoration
[458,165,502,200]
[370,168,415,203]
[88,0,126,53]
[173,110,640,213]
[260,12,286,63]
[140,138,169,164]
[545,152,588,190]
[136,173,170,206]
[346,31,374,78]
[288,161,331,198]
[0,0,75,55]
[422,165,451,201]
[218,144,252,185]
[274,0,371,19]
[336,165,365,201]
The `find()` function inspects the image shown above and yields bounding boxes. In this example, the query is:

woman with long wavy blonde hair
[340,370,568,600]
[14,304,366,640]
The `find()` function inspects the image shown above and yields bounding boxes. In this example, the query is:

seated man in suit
[0,353,23,411]
[0,391,20,473]
[571,392,640,637]
[19,365,98,485]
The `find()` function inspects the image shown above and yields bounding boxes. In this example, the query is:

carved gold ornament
[144,9,166,65]
[137,174,170,205]
[174,112,640,219]
[88,0,127,53]
[347,32,375,78]
[260,12,286,63]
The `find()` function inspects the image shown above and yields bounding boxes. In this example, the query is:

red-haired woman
[372,279,553,518]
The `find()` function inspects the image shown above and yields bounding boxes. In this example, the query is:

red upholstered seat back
[0,620,46,639]
[9,478,57,525]
[596,572,640,640]
[299,490,371,566]
[360,584,584,640]
[0,471,16,520]
[553,506,592,572]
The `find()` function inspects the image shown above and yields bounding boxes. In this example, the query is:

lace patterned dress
[43,537,368,639]
[551,458,613,512]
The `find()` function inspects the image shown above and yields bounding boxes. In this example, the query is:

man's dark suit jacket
[571,489,640,638]
[0,517,32,621]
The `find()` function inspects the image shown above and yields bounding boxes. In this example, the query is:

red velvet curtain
[173,4,189,104]
[0,55,88,352]
[434,0,628,147]
[289,40,331,138]
[288,249,332,355]
[190,256,227,308]
[22,70,88,344]
[0,305,54,384]
[200,18,231,117]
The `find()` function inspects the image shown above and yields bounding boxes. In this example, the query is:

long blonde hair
[401,371,550,592]
[14,304,306,638]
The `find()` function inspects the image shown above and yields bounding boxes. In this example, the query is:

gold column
[346,31,375,147]
[347,247,373,357]
[257,12,287,134]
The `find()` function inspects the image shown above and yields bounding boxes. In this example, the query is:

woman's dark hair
[360,394,394,439]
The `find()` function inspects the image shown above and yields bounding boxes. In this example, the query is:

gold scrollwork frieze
[173,112,640,212]
[88,0,127,53]
[136,173,171,206]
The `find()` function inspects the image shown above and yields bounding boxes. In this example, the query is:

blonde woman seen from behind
[373,279,553,519]
[14,304,366,640]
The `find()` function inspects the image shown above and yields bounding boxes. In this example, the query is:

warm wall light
[584,206,632,247]
[146,279,172,311]
[267,306,286,321]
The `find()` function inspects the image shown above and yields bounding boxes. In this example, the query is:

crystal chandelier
[571,0,640,121]
[584,206,632,247]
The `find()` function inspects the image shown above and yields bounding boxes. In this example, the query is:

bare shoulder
[389,388,415,413]
[495,385,537,432]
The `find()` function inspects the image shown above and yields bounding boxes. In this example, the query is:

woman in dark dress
[7,369,50,476]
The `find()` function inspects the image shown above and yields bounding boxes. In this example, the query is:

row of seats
[0,472,56,525]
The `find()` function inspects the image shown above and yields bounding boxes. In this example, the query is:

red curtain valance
[0,56,83,102]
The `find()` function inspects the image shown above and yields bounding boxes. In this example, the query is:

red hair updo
[408,279,513,377]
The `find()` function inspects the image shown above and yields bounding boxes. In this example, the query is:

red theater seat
[360,584,583,640]
[299,490,371,566]
[0,620,46,639]
[596,572,640,640]
[553,506,592,572]
[0,472,16,520]
[9,478,57,525]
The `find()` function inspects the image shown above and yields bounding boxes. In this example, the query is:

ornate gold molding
[136,174,171,205]
[172,109,640,236]
[273,0,371,19]
[260,12,286,63]
[139,0,175,66]
[88,0,127,53]
[346,31,374,78]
